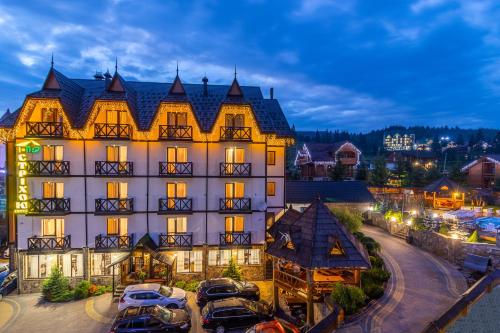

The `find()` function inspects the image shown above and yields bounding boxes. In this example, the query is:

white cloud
[18,54,38,67]
[291,0,354,18]
[411,0,449,14]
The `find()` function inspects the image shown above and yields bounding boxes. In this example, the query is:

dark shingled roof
[303,142,351,162]
[286,180,375,204]
[0,68,293,138]
[267,207,302,237]
[266,199,371,269]
[423,177,463,193]
[0,108,20,127]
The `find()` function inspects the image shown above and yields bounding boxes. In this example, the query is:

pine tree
[355,161,369,181]
[222,257,242,281]
[329,160,346,181]
[42,266,74,302]
[370,156,389,186]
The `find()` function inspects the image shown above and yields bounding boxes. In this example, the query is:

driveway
[338,225,467,333]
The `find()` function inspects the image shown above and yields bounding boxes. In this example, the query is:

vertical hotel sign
[15,140,41,214]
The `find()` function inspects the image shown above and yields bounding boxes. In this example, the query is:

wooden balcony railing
[27,160,70,176]
[159,125,193,140]
[219,232,252,246]
[220,126,252,141]
[158,198,193,214]
[95,198,134,214]
[220,162,252,177]
[94,123,131,139]
[95,161,133,176]
[27,235,71,252]
[159,162,193,177]
[274,269,308,291]
[219,198,251,212]
[159,233,193,248]
[27,198,71,215]
[95,234,134,250]
[26,121,67,138]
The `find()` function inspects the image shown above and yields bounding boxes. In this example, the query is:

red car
[245,320,301,333]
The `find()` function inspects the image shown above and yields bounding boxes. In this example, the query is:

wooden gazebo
[423,177,465,210]
[266,199,371,326]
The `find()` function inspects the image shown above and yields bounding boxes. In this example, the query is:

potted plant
[159,268,169,282]
[137,270,147,283]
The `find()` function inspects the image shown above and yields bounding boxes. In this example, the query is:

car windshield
[233,280,244,290]
[151,306,173,323]
[159,286,173,297]
[0,266,7,273]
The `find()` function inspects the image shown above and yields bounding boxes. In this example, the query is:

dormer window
[106,110,128,125]
[328,235,345,256]
[167,112,187,127]
[41,108,61,123]
[225,114,245,128]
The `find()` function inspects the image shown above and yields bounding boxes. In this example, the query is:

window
[267,182,276,196]
[167,182,186,198]
[91,253,122,276]
[225,182,244,199]
[42,145,63,161]
[267,151,276,165]
[208,249,261,266]
[167,217,187,234]
[106,110,128,125]
[167,112,187,126]
[41,108,59,122]
[41,218,64,237]
[225,148,245,163]
[225,114,245,127]
[24,254,83,279]
[106,146,127,162]
[42,182,64,198]
[107,182,128,199]
[225,216,244,233]
[107,218,127,236]
[166,147,187,163]
[176,251,202,273]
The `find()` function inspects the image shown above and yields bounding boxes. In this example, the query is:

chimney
[202,75,209,96]
[270,87,274,99]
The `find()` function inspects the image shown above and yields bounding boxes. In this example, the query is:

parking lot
[0,281,273,333]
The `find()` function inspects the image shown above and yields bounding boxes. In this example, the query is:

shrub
[367,268,391,284]
[360,236,381,256]
[438,224,449,236]
[42,266,73,302]
[73,280,91,300]
[185,281,200,292]
[384,210,403,223]
[369,255,384,269]
[330,207,363,233]
[353,231,365,240]
[222,257,242,281]
[363,282,384,300]
[467,230,479,243]
[330,283,366,315]
[174,280,187,290]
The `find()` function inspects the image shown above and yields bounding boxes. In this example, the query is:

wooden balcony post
[272,258,280,312]
[306,268,315,326]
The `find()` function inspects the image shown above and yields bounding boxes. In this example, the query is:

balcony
[27,235,71,252]
[158,198,193,214]
[159,162,193,177]
[27,198,71,215]
[159,233,193,248]
[220,126,252,141]
[95,234,134,250]
[94,123,131,139]
[159,125,193,140]
[95,161,133,176]
[219,198,251,213]
[27,160,70,176]
[220,163,252,177]
[219,232,251,246]
[95,198,134,215]
[25,121,67,138]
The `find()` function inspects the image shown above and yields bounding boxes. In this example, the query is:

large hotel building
[0,64,293,292]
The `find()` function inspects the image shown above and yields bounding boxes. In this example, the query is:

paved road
[338,225,467,333]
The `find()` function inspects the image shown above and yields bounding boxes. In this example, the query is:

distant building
[386,150,438,170]
[461,155,500,189]
[383,133,415,151]
[294,142,361,180]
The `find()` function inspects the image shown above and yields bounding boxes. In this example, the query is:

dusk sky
[0,0,499,132]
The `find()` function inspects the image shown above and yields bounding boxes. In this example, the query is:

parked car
[245,319,301,333]
[118,284,187,311]
[201,297,273,332]
[196,278,260,306]
[110,305,191,333]
[0,271,17,301]
[0,264,9,285]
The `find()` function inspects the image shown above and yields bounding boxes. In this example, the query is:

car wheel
[215,325,225,333]
[166,303,179,309]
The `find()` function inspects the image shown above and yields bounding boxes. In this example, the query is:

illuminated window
[208,249,260,266]
[106,110,128,124]
[106,146,127,162]
[166,182,187,208]
[106,218,127,236]
[267,150,276,165]
[329,236,345,256]
[225,182,244,199]
[225,216,244,233]
[176,251,202,273]
[42,182,64,198]
[25,254,83,279]
[167,217,187,233]
[42,145,63,161]
[225,148,245,163]
[225,114,245,127]
[91,253,122,276]
[167,112,187,126]
[41,218,64,237]
[41,108,59,122]
[267,182,276,196]
[166,147,187,163]
[107,182,128,199]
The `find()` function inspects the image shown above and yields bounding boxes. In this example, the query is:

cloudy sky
[0,0,499,132]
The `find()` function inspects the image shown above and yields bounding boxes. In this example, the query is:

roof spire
[176,61,179,76]
[234,65,237,79]
[115,57,118,73]
[51,53,54,69]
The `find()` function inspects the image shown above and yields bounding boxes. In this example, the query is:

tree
[329,160,346,181]
[431,135,441,153]
[408,165,426,187]
[456,133,465,145]
[222,257,242,281]
[370,156,389,186]
[355,161,369,181]
[330,207,363,233]
[331,283,366,315]
[42,266,74,302]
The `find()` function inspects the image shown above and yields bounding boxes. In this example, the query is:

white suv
[118,283,187,311]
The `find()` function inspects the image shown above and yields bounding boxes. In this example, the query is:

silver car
[118,283,187,311]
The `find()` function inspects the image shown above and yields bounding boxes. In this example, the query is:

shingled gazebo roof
[266,199,371,270]
[424,177,463,193]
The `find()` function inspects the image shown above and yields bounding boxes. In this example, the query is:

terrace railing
[219,232,252,246]
[27,160,70,176]
[159,162,193,177]
[159,125,193,140]
[159,233,193,248]
[27,235,71,252]
[94,123,131,139]
[220,162,252,177]
[158,198,193,214]
[26,121,67,138]
[95,234,134,250]
[95,161,133,176]
[95,198,134,214]
[27,198,71,215]
[219,198,251,212]
[220,126,252,141]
